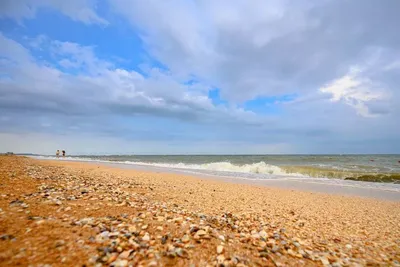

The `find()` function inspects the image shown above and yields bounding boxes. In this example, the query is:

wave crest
[33,156,400,183]
[146,161,293,176]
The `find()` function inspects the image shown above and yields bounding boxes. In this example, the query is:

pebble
[111,259,128,267]
[182,235,190,243]
[217,255,225,264]
[100,231,110,238]
[320,257,330,266]
[293,241,300,248]
[55,240,65,248]
[175,248,188,258]
[35,220,45,225]
[142,233,150,241]
[252,233,260,239]
[0,234,16,241]
[259,230,268,240]
[4,157,397,267]
[196,230,206,236]
[267,239,276,247]
[287,249,296,256]
[272,245,280,253]
[107,254,118,264]
[118,250,133,259]
[173,217,183,223]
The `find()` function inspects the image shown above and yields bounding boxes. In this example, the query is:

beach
[1,156,400,266]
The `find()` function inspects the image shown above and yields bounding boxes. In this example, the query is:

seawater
[36,154,400,182]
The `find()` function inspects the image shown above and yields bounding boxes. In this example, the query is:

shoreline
[32,155,400,184]
[98,161,400,201]
[1,156,400,266]
[36,157,400,201]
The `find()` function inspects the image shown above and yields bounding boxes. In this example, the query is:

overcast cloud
[0,0,399,154]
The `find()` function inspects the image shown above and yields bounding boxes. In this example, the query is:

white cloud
[320,67,387,118]
[0,0,107,25]
[51,41,113,74]
[109,0,317,101]
[2,0,400,153]
[110,0,400,109]
[0,33,265,127]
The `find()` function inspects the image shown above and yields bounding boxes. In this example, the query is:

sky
[0,0,399,155]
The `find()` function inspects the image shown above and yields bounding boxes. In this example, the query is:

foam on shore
[34,156,400,198]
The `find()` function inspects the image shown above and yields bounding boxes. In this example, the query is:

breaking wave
[127,161,295,176]
[34,156,400,183]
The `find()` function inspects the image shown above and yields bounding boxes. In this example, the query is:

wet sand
[1,156,400,266]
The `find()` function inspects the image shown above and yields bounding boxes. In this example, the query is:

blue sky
[0,0,399,154]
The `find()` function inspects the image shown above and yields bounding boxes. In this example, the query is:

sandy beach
[83,161,400,201]
[1,156,400,266]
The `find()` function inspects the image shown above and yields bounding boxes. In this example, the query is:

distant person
[56,150,60,158]
[62,150,66,157]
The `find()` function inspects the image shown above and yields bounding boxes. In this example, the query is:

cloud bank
[0,0,399,154]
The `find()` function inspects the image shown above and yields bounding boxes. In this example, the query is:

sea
[35,154,400,189]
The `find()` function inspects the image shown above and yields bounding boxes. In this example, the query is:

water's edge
[34,156,400,201]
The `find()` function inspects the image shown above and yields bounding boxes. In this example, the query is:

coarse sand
[0,156,399,266]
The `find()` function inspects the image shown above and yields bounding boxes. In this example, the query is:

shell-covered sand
[0,156,399,266]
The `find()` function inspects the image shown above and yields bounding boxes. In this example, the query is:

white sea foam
[35,156,299,177]
[32,156,400,193]
[125,161,299,176]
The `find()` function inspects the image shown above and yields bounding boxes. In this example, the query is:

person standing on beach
[56,150,60,158]
[62,150,66,157]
